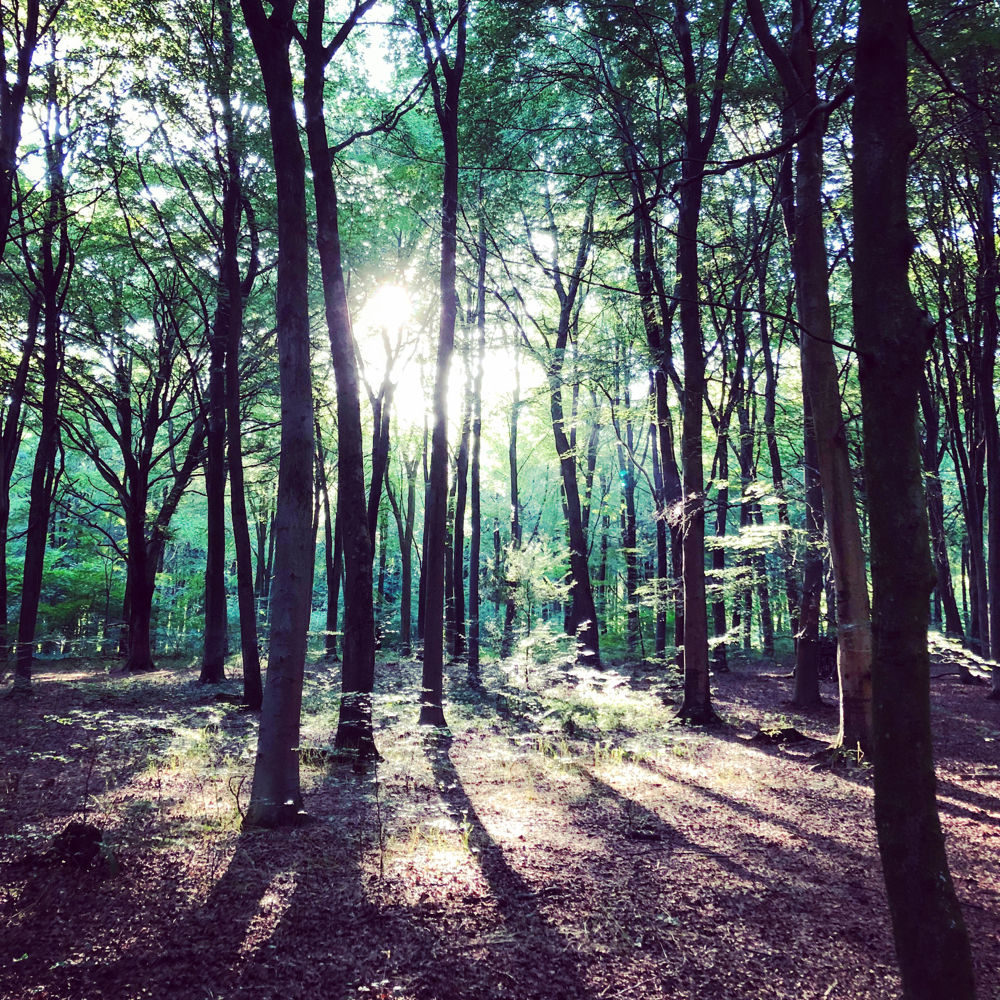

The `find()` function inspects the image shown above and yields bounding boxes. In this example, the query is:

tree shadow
[418,728,592,999]
[571,765,767,887]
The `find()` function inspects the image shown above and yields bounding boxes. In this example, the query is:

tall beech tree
[240,0,317,827]
[0,0,63,265]
[218,0,264,709]
[61,278,208,676]
[748,0,873,752]
[522,191,602,668]
[466,208,488,683]
[0,0,63,656]
[672,0,734,723]
[300,0,379,756]
[411,0,467,727]
[852,0,975,993]
[0,293,40,655]
[12,54,71,694]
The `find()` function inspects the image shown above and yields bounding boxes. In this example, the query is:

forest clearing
[2,644,998,1000]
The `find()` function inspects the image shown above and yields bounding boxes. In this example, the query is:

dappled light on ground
[1,650,998,998]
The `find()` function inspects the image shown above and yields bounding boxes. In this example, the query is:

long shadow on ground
[421,729,591,1000]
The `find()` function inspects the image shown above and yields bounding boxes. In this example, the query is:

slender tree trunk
[302,0,378,756]
[385,453,417,658]
[14,75,68,695]
[0,295,40,657]
[218,25,263,708]
[412,0,466,726]
[13,296,61,694]
[241,0,317,826]
[648,380,669,657]
[966,63,1000,695]
[853,3,975,992]
[749,0,872,751]
[501,341,522,658]
[616,415,639,657]
[200,280,229,684]
[467,210,487,684]
[450,372,471,659]
[710,429,729,672]
[793,398,824,707]
[317,426,339,661]
[673,0,731,722]
[539,198,601,667]
[919,377,965,646]
[0,0,43,266]
[225,294,262,707]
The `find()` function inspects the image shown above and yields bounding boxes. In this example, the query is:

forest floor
[1,637,998,1000]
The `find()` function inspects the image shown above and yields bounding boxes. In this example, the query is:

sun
[353,284,427,422]
[357,284,412,340]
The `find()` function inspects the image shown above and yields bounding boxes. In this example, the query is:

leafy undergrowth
[1,643,998,1000]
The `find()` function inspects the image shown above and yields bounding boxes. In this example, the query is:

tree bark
[673,0,732,722]
[793,397,824,707]
[241,0,317,826]
[853,2,976,993]
[748,0,872,751]
[412,0,466,727]
[0,295,39,659]
[467,209,488,684]
[13,83,67,693]
[200,266,230,685]
[301,0,379,757]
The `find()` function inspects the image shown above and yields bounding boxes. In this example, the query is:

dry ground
[1,641,998,1000]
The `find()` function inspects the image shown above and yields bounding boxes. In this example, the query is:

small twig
[81,754,97,825]
[227,774,247,821]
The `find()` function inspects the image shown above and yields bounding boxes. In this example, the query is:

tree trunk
[748,0,872,751]
[385,452,417,658]
[200,275,229,685]
[241,0,317,827]
[919,375,965,645]
[302,0,378,756]
[853,2,976,992]
[224,224,263,706]
[539,197,601,668]
[450,370,472,659]
[648,380,669,657]
[412,0,466,727]
[317,427,339,660]
[0,295,40,657]
[0,0,41,266]
[710,426,730,672]
[672,0,732,723]
[793,398,824,707]
[14,304,61,694]
[467,209,487,685]
[501,340,522,659]
[14,76,68,695]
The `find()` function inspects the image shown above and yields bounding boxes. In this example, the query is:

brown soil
[1,644,998,1000]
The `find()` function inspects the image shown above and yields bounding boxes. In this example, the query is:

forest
[1,0,998,997]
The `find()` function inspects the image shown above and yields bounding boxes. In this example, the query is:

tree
[852,0,975,993]
[61,263,208,676]
[240,0,316,827]
[748,0,872,753]
[411,0,467,728]
[12,49,72,694]
[0,0,63,265]
[672,0,734,723]
[521,191,602,668]
[300,0,379,757]
[466,206,488,683]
